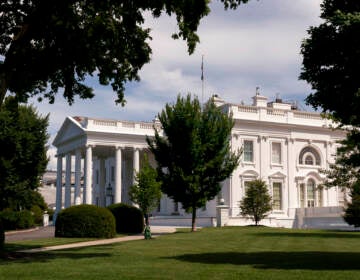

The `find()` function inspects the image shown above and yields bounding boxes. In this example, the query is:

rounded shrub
[107,203,144,234]
[55,205,116,238]
[0,209,34,230]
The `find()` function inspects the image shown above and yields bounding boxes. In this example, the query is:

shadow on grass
[0,246,112,264]
[167,251,360,270]
[252,231,360,239]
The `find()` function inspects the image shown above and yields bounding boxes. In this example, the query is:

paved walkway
[5,226,177,253]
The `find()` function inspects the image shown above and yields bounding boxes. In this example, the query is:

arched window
[299,146,321,166]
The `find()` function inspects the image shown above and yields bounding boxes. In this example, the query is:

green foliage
[0,97,49,211]
[0,0,251,106]
[30,205,43,226]
[147,94,240,231]
[344,182,360,227]
[240,179,272,226]
[0,209,35,230]
[301,1,360,201]
[129,154,162,226]
[300,1,360,127]
[55,205,116,238]
[107,203,144,234]
[322,130,360,190]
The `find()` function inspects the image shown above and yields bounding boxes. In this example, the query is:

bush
[31,205,43,225]
[55,205,116,238]
[0,209,35,230]
[107,203,144,234]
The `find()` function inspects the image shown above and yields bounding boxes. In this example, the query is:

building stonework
[53,94,347,228]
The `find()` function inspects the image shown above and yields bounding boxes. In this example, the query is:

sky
[27,0,323,170]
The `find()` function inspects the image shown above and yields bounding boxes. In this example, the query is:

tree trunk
[191,207,197,232]
[0,72,7,108]
[145,213,149,227]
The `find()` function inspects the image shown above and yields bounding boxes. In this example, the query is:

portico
[53,116,159,218]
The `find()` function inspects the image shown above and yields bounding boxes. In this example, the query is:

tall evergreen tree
[147,94,240,231]
[240,179,272,226]
[129,154,162,226]
[0,96,49,211]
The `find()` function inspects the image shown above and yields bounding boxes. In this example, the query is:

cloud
[28,0,323,169]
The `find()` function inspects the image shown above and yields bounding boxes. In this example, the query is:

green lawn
[1,227,360,279]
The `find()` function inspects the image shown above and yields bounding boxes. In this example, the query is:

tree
[300,0,360,127]
[300,0,360,221]
[0,0,251,106]
[129,154,162,226]
[147,94,240,231]
[240,179,272,226]
[343,181,360,228]
[0,96,49,211]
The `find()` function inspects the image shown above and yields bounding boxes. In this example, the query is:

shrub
[31,205,43,225]
[107,203,144,234]
[0,209,35,230]
[55,205,116,238]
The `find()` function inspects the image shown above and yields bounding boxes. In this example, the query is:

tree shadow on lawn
[167,251,360,270]
[251,231,360,239]
[0,246,112,264]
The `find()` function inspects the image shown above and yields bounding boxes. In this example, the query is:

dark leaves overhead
[0,0,251,106]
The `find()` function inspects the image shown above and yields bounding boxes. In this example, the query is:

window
[244,181,252,194]
[243,140,254,162]
[307,179,315,207]
[305,155,314,165]
[111,166,115,182]
[272,182,282,210]
[299,146,321,166]
[95,170,99,184]
[300,183,305,208]
[271,142,282,164]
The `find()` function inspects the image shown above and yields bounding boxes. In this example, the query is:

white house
[52,93,347,228]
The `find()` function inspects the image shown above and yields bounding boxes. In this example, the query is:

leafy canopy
[240,179,272,226]
[0,96,49,211]
[0,0,251,106]
[147,94,240,230]
[300,0,360,127]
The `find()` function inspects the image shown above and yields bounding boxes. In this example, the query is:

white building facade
[53,93,346,228]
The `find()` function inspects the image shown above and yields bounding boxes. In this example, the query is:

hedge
[55,205,116,238]
[107,203,144,234]
[0,209,35,230]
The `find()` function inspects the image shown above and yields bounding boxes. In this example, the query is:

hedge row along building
[53,93,347,228]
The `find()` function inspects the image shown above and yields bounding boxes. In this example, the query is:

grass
[1,226,360,279]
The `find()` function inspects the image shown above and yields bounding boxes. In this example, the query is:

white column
[55,155,63,217]
[287,138,296,209]
[74,149,82,205]
[132,147,140,207]
[64,153,72,208]
[85,145,93,204]
[114,146,123,203]
[133,147,140,185]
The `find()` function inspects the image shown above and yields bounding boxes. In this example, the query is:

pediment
[240,170,259,178]
[305,171,325,182]
[53,117,85,147]
[268,171,286,179]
